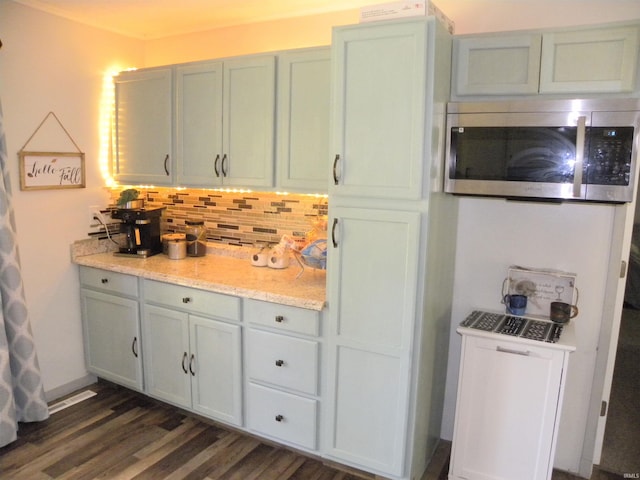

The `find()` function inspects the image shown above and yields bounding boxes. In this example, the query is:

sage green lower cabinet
[142,280,243,427]
[80,267,143,391]
[326,207,421,477]
[244,299,322,451]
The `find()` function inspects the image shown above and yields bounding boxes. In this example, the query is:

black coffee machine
[111,207,164,257]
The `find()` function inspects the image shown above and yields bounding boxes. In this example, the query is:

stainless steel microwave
[445,99,640,203]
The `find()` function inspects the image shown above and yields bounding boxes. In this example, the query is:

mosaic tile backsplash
[109,187,328,248]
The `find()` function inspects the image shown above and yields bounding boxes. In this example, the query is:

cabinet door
[222,55,276,188]
[190,315,242,426]
[114,68,173,185]
[330,20,431,200]
[277,48,330,192]
[81,289,142,391]
[453,34,542,96]
[175,62,224,186]
[540,25,640,94]
[142,304,191,408]
[326,206,420,476]
[450,335,566,480]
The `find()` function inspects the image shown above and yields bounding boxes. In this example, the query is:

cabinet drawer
[79,266,138,297]
[247,383,317,450]
[245,298,320,336]
[143,280,240,321]
[247,329,318,395]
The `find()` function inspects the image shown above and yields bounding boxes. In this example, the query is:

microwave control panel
[586,126,634,186]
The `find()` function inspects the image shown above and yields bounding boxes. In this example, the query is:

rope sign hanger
[19,111,83,153]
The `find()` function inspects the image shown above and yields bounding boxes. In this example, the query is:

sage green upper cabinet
[175,61,223,186]
[453,34,542,96]
[222,55,276,188]
[276,48,330,193]
[114,68,173,185]
[175,55,275,188]
[452,23,640,99]
[330,20,432,200]
[539,25,640,94]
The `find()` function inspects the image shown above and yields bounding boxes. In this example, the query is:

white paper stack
[359,1,455,33]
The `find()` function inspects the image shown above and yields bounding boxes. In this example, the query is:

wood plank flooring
[2,381,623,480]
[0,382,376,480]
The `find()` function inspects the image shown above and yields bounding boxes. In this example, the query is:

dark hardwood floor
[0,382,373,480]
[1,381,624,480]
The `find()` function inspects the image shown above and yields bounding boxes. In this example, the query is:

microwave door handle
[573,116,587,198]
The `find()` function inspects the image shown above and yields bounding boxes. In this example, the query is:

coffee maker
[111,207,164,257]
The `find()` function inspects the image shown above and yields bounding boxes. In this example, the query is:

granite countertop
[72,239,326,311]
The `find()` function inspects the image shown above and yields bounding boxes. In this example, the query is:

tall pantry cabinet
[325,17,457,480]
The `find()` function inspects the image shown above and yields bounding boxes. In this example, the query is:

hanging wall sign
[18,151,85,190]
[18,111,86,191]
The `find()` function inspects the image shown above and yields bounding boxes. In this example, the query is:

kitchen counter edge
[72,246,326,312]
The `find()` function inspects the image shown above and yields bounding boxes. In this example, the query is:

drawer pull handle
[331,218,338,248]
[214,153,221,177]
[275,414,284,422]
[332,154,340,185]
[275,359,284,367]
[163,154,170,176]
[221,154,228,177]
[181,352,188,373]
[275,315,284,323]
[101,278,109,284]
[189,354,196,376]
[131,337,138,358]
[182,297,192,304]
[496,346,530,356]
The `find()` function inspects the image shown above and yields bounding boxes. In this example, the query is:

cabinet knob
[275,315,284,323]
[275,359,284,367]
[101,278,109,284]
[182,297,192,304]
[275,414,284,422]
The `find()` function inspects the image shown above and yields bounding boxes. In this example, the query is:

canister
[162,233,186,254]
[167,239,187,260]
[185,220,206,257]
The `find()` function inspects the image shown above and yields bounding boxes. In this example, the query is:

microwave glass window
[585,126,634,186]
[450,127,578,183]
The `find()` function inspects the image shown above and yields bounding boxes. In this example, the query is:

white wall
[0,1,143,398]
[440,198,618,472]
[437,0,640,35]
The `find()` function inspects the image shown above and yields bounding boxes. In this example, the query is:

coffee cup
[550,301,578,323]
[503,294,527,316]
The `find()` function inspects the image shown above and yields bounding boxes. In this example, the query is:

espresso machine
[111,207,164,257]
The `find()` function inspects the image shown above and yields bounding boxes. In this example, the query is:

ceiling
[13,0,637,40]
[13,0,392,39]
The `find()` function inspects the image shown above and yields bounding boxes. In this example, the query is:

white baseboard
[45,374,97,402]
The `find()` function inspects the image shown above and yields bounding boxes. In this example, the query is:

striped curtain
[0,99,49,447]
